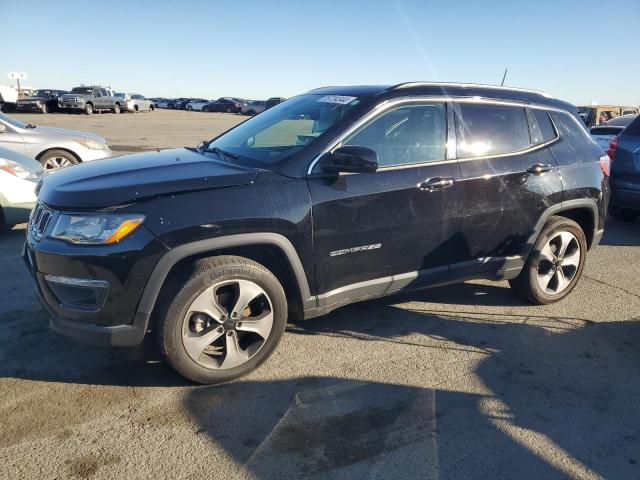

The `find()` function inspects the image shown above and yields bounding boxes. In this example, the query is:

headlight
[73,138,108,150]
[0,159,40,181]
[51,214,145,244]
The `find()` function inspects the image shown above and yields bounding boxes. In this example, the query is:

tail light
[607,136,619,161]
[599,155,611,177]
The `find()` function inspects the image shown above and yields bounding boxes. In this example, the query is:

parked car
[23,82,608,384]
[578,105,639,128]
[0,146,42,230]
[608,114,640,222]
[174,98,193,110]
[203,98,242,113]
[58,86,122,115]
[265,97,286,110]
[114,93,155,113]
[0,112,111,169]
[186,99,210,111]
[241,100,266,116]
[0,85,19,112]
[16,89,69,114]
[154,99,171,109]
[589,114,638,150]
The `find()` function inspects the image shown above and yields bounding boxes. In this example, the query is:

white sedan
[0,146,42,230]
[186,99,211,111]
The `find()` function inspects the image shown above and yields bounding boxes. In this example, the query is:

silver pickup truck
[58,86,123,115]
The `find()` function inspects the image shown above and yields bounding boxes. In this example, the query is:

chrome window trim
[306,96,572,175]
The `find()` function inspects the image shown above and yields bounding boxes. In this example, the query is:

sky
[2,0,639,106]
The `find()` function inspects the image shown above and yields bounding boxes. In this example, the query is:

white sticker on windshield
[317,95,357,104]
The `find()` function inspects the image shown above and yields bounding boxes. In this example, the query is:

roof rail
[388,82,554,99]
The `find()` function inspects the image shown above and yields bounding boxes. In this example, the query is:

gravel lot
[1,110,639,479]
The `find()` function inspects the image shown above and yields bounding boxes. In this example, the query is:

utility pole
[501,68,508,86]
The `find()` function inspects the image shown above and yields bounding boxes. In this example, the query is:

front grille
[29,202,53,241]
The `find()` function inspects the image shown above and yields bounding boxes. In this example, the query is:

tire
[226,107,231,113]
[156,255,288,384]
[608,204,639,222]
[149,105,155,112]
[84,103,93,115]
[509,216,587,305]
[39,149,80,170]
[40,104,48,114]
[247,109,256,116]
[113,103,121,114]
[187,105,193,111]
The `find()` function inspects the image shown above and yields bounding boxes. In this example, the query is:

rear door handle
[419,177,455,191]
[527,163,553,175]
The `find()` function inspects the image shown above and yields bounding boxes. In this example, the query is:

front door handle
[419,177,455,192]
[527,163,553,175]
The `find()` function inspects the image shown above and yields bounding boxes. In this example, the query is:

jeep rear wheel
[510,216,587,304]
[156,255,287,384]
[84,103,93,115]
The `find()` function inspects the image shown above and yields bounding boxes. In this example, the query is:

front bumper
[17,103,44,112]
[23,224,168,347]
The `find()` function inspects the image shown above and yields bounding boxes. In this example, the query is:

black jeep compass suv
[24,83,609,383]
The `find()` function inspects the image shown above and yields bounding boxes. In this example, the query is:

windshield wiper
[202,146,239,163]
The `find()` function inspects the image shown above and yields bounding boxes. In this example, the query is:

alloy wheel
[43,156,74,169]
[182,279,274,370]
[536,231,581,294]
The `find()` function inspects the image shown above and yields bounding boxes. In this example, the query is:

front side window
[456,103,531,158]
[209,94,363,166]
[343,103,446,167]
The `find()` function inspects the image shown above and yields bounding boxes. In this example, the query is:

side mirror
[320,145,378,174]
[0,124,6,133]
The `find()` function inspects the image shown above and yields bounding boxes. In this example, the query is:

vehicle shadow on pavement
[601,218,640,246]
[180,297,640,479]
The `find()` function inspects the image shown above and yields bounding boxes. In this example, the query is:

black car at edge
[16,89,69,113]
[24,82,610,383]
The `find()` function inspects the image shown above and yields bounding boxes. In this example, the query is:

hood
[38,148,259,209]
[27,125,106,143]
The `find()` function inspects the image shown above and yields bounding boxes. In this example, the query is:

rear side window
[533,109,557,143]
[455,103,530,158]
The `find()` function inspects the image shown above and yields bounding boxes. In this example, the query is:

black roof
[308,82,577,114]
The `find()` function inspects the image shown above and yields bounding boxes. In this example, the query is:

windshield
[208,94,362,166]
[71,87,93,94]
[0,112,29,129]
[32,90,53,97]
[115,92,126,98]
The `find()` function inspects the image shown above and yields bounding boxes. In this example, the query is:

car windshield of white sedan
[0,112,29,129]
[208,94,362,166]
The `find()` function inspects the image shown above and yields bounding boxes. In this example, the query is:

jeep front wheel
[157,255,287,384]
[509,216,587,304]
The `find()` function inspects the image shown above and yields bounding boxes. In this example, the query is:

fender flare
[135,233,313,319]
[526,198,601,252]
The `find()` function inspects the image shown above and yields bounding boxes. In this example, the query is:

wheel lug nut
[236,322,242,328]
[231,312,237,318]
[217,327,224,333]
[227,331,234,336]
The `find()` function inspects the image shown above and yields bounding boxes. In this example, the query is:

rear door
[451,102,562,277]
[308,100,460,300]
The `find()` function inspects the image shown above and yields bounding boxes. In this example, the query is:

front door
[308,101,459,304]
